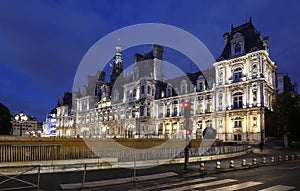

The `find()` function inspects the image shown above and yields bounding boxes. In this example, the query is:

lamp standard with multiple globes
[15,112,28,137]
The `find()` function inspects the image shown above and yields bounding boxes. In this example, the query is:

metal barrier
[0,144,249,163]
[0,165,40,191]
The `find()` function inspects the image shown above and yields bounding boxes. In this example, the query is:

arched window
[234,43,241,55]
[233,68,243,81]
[233,92,243,109]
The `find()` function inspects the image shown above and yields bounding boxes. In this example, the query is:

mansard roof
[218,18,265,61]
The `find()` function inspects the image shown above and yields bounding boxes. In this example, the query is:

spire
[110,40,123,87]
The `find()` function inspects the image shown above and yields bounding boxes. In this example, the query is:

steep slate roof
[217,18,265,61]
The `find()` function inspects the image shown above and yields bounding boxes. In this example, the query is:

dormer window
[234,43,241,55]
[196,76,205,92]
[180,80,188,94]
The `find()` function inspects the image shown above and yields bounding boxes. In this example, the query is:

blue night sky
[0,0,299,122]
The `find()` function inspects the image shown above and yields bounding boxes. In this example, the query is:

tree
[267,92,300,140]
[0,103,12,135]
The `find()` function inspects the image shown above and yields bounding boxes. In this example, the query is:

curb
[183,158,300,179]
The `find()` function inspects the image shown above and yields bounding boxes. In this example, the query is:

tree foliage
[267,92,300,140]
[0,103,12,135]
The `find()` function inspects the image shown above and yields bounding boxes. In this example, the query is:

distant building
[56,92,75,137]
[12,112,38,137]
[43,108,57,137]
[276,72,297,95]
[73,19,277,144]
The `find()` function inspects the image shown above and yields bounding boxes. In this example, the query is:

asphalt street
[0,147,299,191]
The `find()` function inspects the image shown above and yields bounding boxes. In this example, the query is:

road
[0,147,299,191]
[93,161,300,191]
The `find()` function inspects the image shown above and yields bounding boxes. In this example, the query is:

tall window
[218,94,223,108]
[173,107,178,116]
[252,90,257,102]
[133,89,136,97]
[233,68,243,81]
[141,85,145,94]
[166,108,170,117]
[252,64,258,77]
[233,92,243,109]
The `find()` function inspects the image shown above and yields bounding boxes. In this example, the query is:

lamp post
[182,101,191,170]
[15,112,28,137]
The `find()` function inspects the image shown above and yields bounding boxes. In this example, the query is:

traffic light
[186,129,191,135]
[181,102,190,118]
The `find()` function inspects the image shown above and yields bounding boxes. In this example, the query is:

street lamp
[15,112,28,137]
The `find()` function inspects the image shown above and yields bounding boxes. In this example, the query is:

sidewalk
[182,146,300,178]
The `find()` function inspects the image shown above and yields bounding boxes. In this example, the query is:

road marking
[163,179,237,191]
[258,185,295,191]
[60,172,178,189]
[205,181,263,191]
[141,177,217,191]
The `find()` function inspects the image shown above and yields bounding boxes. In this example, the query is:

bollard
[285,155,289,161]
[271,156,275,163]
[242,159,246,166]
[279,155,282,162]
[262,157,266,164]
[291,155,294,160]
[200,162,205,171]
[252,158,257,165]
[216,161,221,169]
[229,160,234,168]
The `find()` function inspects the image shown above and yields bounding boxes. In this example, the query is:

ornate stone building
[56,92,75,137]
[12,111,38,137]
[73,19,277,144]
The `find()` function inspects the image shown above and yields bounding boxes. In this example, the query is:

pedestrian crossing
[136,173,296,191]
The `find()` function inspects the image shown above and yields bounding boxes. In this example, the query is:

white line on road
[141,177,217,191]
[163,179,237,191]
[258,185,295,191]
[205,181,263,191]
